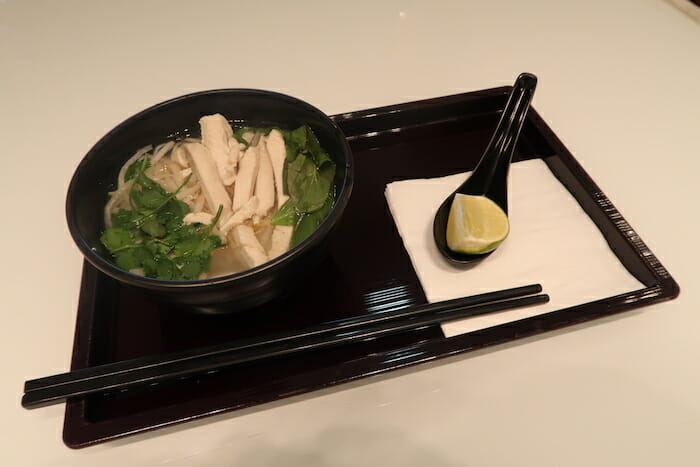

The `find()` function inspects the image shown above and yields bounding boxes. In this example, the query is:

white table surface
[2,1,699,465]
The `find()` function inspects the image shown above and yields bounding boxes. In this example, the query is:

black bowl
[66,89,354,314]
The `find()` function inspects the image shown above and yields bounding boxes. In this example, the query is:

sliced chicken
[184,142,232,223]
[229,224,268,269]
[268,225,294,259]
[232,145,259,212]
[241,130,256,145]
[171,143,190,169]
[220,196,258,235]
[228,138,243,159]
[199,114,238,186]
[265,129,289,207]
[254,136,276,218]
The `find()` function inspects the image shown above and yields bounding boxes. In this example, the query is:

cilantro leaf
[157,199,190,232]
[130,185,168,211]
[172,224,223,258]
[140,217,166,238]
[141,256,158,277]
[155,256,177,280]
[164,224,197,245]
[178,257,206,280]
[114,246,147,271]
[100,228,135,253]
[144,238,172,256]
[102,152,223,280]
[111,209,139,230]
[125,158,150,182]
[173,235,203,258]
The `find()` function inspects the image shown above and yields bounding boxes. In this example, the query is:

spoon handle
[462,73,538,211]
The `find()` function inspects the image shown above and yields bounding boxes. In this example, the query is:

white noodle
[162,174,179,193]
[104,180,133,227]
[151,141,175,165]
[171,164,184,185]
[117,145,151,188]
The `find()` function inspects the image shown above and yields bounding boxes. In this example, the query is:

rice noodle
[104,144,156,227]
[104,180,133,227]
[117,145,152,188]
[151,141,175,165]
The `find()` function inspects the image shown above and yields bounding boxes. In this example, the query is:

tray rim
[62,86,680,448]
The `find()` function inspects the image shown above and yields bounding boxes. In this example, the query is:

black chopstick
[22,284,547,408]
[24,283,542,393]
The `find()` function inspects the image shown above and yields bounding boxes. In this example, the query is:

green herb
[114,247,147,271]
[276,125,337,245]
[100,156,224,280]
[100,228,136,253]
[291,194,334,247]
[125,157,150,182]
[270,199,299,226]
[282,126,308,162]
[112,209,139,230]
[286,154,335,213]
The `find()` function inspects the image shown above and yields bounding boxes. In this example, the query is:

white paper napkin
[384,159,644,337]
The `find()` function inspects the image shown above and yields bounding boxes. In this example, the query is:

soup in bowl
[66,89,354,314]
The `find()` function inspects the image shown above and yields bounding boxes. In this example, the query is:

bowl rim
[66,88,354,289]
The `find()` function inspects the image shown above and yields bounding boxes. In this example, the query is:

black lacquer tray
[63,86,679,448]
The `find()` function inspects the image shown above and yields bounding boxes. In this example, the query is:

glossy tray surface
[63,87,679,448]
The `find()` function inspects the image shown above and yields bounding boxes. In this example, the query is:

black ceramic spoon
[433,73,538,265]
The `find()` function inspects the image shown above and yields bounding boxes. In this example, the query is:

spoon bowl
[433,73,537,265]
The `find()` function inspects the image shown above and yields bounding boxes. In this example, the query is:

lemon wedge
[446,194,510,255]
